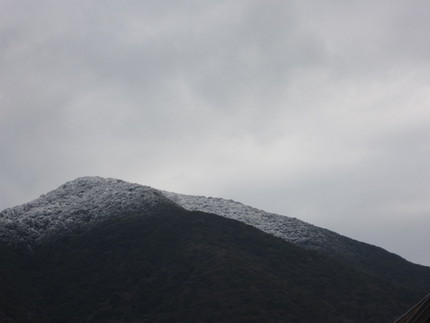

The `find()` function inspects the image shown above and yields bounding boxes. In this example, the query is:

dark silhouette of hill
[0,205,422,322]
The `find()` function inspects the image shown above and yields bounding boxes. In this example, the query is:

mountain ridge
[1,176,429,292]
[0,176,429,322]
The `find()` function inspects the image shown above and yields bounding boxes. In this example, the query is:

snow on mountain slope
[0,177,176,245]
[161,191,353,255]
[161,190,430,294]
[0,176,401,260]
[3,177,429,292]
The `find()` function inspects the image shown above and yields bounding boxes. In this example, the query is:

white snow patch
[161,191,338,250]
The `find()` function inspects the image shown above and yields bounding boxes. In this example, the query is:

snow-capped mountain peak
[0,176,408,264]
[0,176,358,256]
[0,177,176,245]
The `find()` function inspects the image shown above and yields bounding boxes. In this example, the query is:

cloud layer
[1,0,429,265]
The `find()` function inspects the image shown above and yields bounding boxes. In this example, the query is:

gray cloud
[1,0,429,265]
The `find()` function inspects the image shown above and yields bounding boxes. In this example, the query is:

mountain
[0,176,429,322]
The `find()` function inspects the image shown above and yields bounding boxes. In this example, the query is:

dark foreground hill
[0,205,424,322]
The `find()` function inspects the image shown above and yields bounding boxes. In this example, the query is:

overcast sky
[1,0,429,265]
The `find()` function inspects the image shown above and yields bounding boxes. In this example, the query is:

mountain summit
[0,177,175,245]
